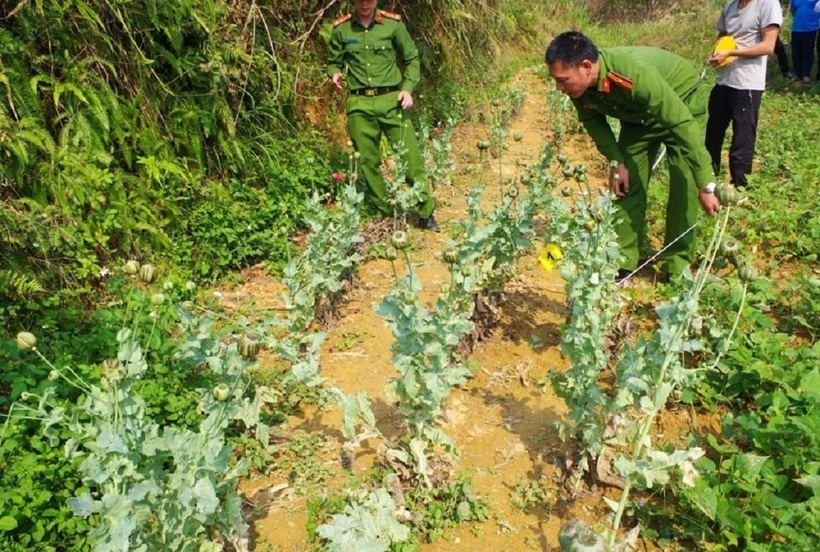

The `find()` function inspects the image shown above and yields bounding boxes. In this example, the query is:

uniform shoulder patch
[332,13,351,27]
[607,71,633,91]
[377,10,402,21]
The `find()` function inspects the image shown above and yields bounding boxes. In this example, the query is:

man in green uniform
[545,31,721,281]
[327,0,438,230]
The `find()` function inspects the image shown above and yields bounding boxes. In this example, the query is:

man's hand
[709,50,733,67]
[331,73,344,92]
[610,163,630,197]
[398,90,414,110]
[699,189,721,216]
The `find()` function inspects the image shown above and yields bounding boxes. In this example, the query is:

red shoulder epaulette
[332,13,351,27]
[607,71,633,91]
[377,10,402,21]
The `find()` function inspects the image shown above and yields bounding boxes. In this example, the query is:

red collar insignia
[607,71,634,91]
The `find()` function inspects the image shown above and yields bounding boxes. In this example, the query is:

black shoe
[420,215,441,232]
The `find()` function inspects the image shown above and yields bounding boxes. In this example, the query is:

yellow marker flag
[538,243,563,271]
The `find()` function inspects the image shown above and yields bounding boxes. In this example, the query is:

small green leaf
[527,334,545,349]
[706,433,740,455]
[795,474,820,497]
[67,493,97,518]
[96,427,128,454]
[688,485,718,520]
[602,496,619,513]
[193,477,219,515]
[0,516,18,531]
[799,368,820,399]
[456,500,472,521]
[734,453,769,483]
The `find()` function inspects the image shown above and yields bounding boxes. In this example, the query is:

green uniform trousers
[346,93,434,218]
[615,92,707,276]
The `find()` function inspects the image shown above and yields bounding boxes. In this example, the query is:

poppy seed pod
[390,230,409,250]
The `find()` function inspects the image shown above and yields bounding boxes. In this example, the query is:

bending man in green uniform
[327,0,439,231]
[545,31,721,281]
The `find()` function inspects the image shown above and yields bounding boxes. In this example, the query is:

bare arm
[736,24,780,56]
[710,25,780,65]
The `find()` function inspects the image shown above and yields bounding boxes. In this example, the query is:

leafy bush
[0,425,93,551]
[406,476,490,543]
[0,0,342,308]
[1,0,550,307]
[0,289,157,550]
[3,273,284,551]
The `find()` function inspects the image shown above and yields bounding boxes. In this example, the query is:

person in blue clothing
[790,0,820,82]
[816,0,820,80]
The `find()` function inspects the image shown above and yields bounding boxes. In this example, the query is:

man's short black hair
[545,31,599,67]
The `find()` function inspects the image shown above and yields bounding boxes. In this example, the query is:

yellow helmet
[712,36,738,68]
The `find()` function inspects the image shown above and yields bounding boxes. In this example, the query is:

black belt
[350,86,399,97]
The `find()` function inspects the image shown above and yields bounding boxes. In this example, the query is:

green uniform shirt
[572,46,713,186]
[327,11,421,94]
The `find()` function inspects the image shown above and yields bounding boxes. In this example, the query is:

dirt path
[228,68,618,552]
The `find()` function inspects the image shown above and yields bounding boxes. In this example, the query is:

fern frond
[74,111,92,147]
[94,76,121,131]
[0,64,45,123]
[54,81,89,109]
[78,56,119,80]
[5,135,30,166]
[16,124,56,156]
[0,268,45,297]
[85,86,110,134]
[71,0,105,30]
[0,73,13,117]
[215,98,236,138]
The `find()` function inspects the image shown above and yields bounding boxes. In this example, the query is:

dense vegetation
[2,0,818,551]
[0,0,536,302]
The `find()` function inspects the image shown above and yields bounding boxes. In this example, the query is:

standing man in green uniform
[545,31,722,281]
[327,0,438,230]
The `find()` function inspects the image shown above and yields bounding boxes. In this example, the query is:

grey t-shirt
[716,0,783,90]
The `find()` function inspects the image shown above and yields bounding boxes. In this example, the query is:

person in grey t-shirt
[705,0,783,188]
